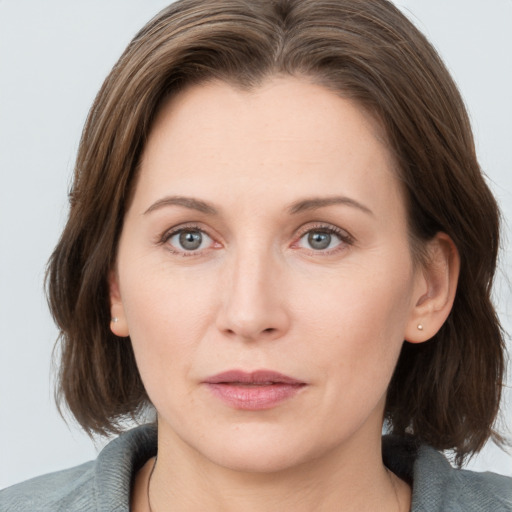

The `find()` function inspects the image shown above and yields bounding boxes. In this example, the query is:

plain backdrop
[1,0,511,489]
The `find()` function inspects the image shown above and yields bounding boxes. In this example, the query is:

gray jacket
[1,424,511,511]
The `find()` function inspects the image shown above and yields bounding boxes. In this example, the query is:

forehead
[149,76,390,158]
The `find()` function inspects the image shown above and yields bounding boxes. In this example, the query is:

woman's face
[111,76,427,473]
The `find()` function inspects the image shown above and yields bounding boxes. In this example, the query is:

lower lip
[205,383,305,410]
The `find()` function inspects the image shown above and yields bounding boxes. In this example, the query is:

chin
[193,424,333,475]
[206,443,306,474]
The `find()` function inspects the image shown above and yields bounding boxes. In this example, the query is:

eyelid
[295,222,354,242]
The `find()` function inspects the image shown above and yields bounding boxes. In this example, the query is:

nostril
[263,328,276,334]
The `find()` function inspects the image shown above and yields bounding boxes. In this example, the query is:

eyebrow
[144,196,218,215]
[143,194,373,217]
[288,196,374,216]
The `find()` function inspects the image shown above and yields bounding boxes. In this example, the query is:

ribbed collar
[94,424,157,511]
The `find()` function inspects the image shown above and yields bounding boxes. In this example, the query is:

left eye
[167,229,212,252]
[298,229,344,251]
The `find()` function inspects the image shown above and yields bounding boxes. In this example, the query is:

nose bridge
[217,237,288,340]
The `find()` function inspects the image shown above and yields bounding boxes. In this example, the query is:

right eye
[165,228,214,253]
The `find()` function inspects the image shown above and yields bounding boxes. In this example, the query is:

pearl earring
[417,324,424,331]
[112,317,119,323]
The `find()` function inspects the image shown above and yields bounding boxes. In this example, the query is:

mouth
[203,370,307,410]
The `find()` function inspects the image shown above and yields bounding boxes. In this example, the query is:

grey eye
[307,231,332,250]
[167,229,211,252]
[179,231,203,250]
[297,228,346,252]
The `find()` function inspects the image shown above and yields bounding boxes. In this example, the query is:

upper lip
[203,370,305,385]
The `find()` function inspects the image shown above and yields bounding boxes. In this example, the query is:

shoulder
[451,465,512,510]
[383,435,512,511]
[0,461,95,512]
[415,444,512,511]
[0,424,157,512]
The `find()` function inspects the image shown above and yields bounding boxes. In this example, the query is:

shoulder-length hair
[46,0,506,465]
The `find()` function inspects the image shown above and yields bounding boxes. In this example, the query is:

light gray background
[1,0,511,489]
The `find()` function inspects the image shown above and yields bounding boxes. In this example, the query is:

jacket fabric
[2,424,511,511]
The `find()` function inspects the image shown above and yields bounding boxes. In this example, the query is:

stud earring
[112,317,119,323]
[417,324,424,331]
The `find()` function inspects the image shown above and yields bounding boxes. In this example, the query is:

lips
[203,370,306,410]
[204,370,304,385]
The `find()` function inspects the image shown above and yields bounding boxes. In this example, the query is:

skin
[111,76,459,511]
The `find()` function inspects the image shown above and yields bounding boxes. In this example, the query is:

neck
[140,424,410,512]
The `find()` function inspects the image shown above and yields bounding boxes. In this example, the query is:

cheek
[120,266,218,386]
[296,259,415,383]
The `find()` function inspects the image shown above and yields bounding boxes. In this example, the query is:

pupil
[179,231,202,250]
[308,231,331,250]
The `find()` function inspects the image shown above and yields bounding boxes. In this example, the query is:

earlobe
[405,233,460,343]
[108,270,130,337]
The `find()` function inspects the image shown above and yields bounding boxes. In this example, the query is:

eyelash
[159,223,355,256]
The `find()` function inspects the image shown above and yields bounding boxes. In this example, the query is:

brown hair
[47,0,506,465]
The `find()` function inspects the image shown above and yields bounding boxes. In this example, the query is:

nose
[215,245,290,342]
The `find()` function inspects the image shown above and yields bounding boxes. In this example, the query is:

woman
[1,0,511,510]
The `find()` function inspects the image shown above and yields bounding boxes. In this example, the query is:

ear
[108,270,130,337]
[405,233,460,343]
